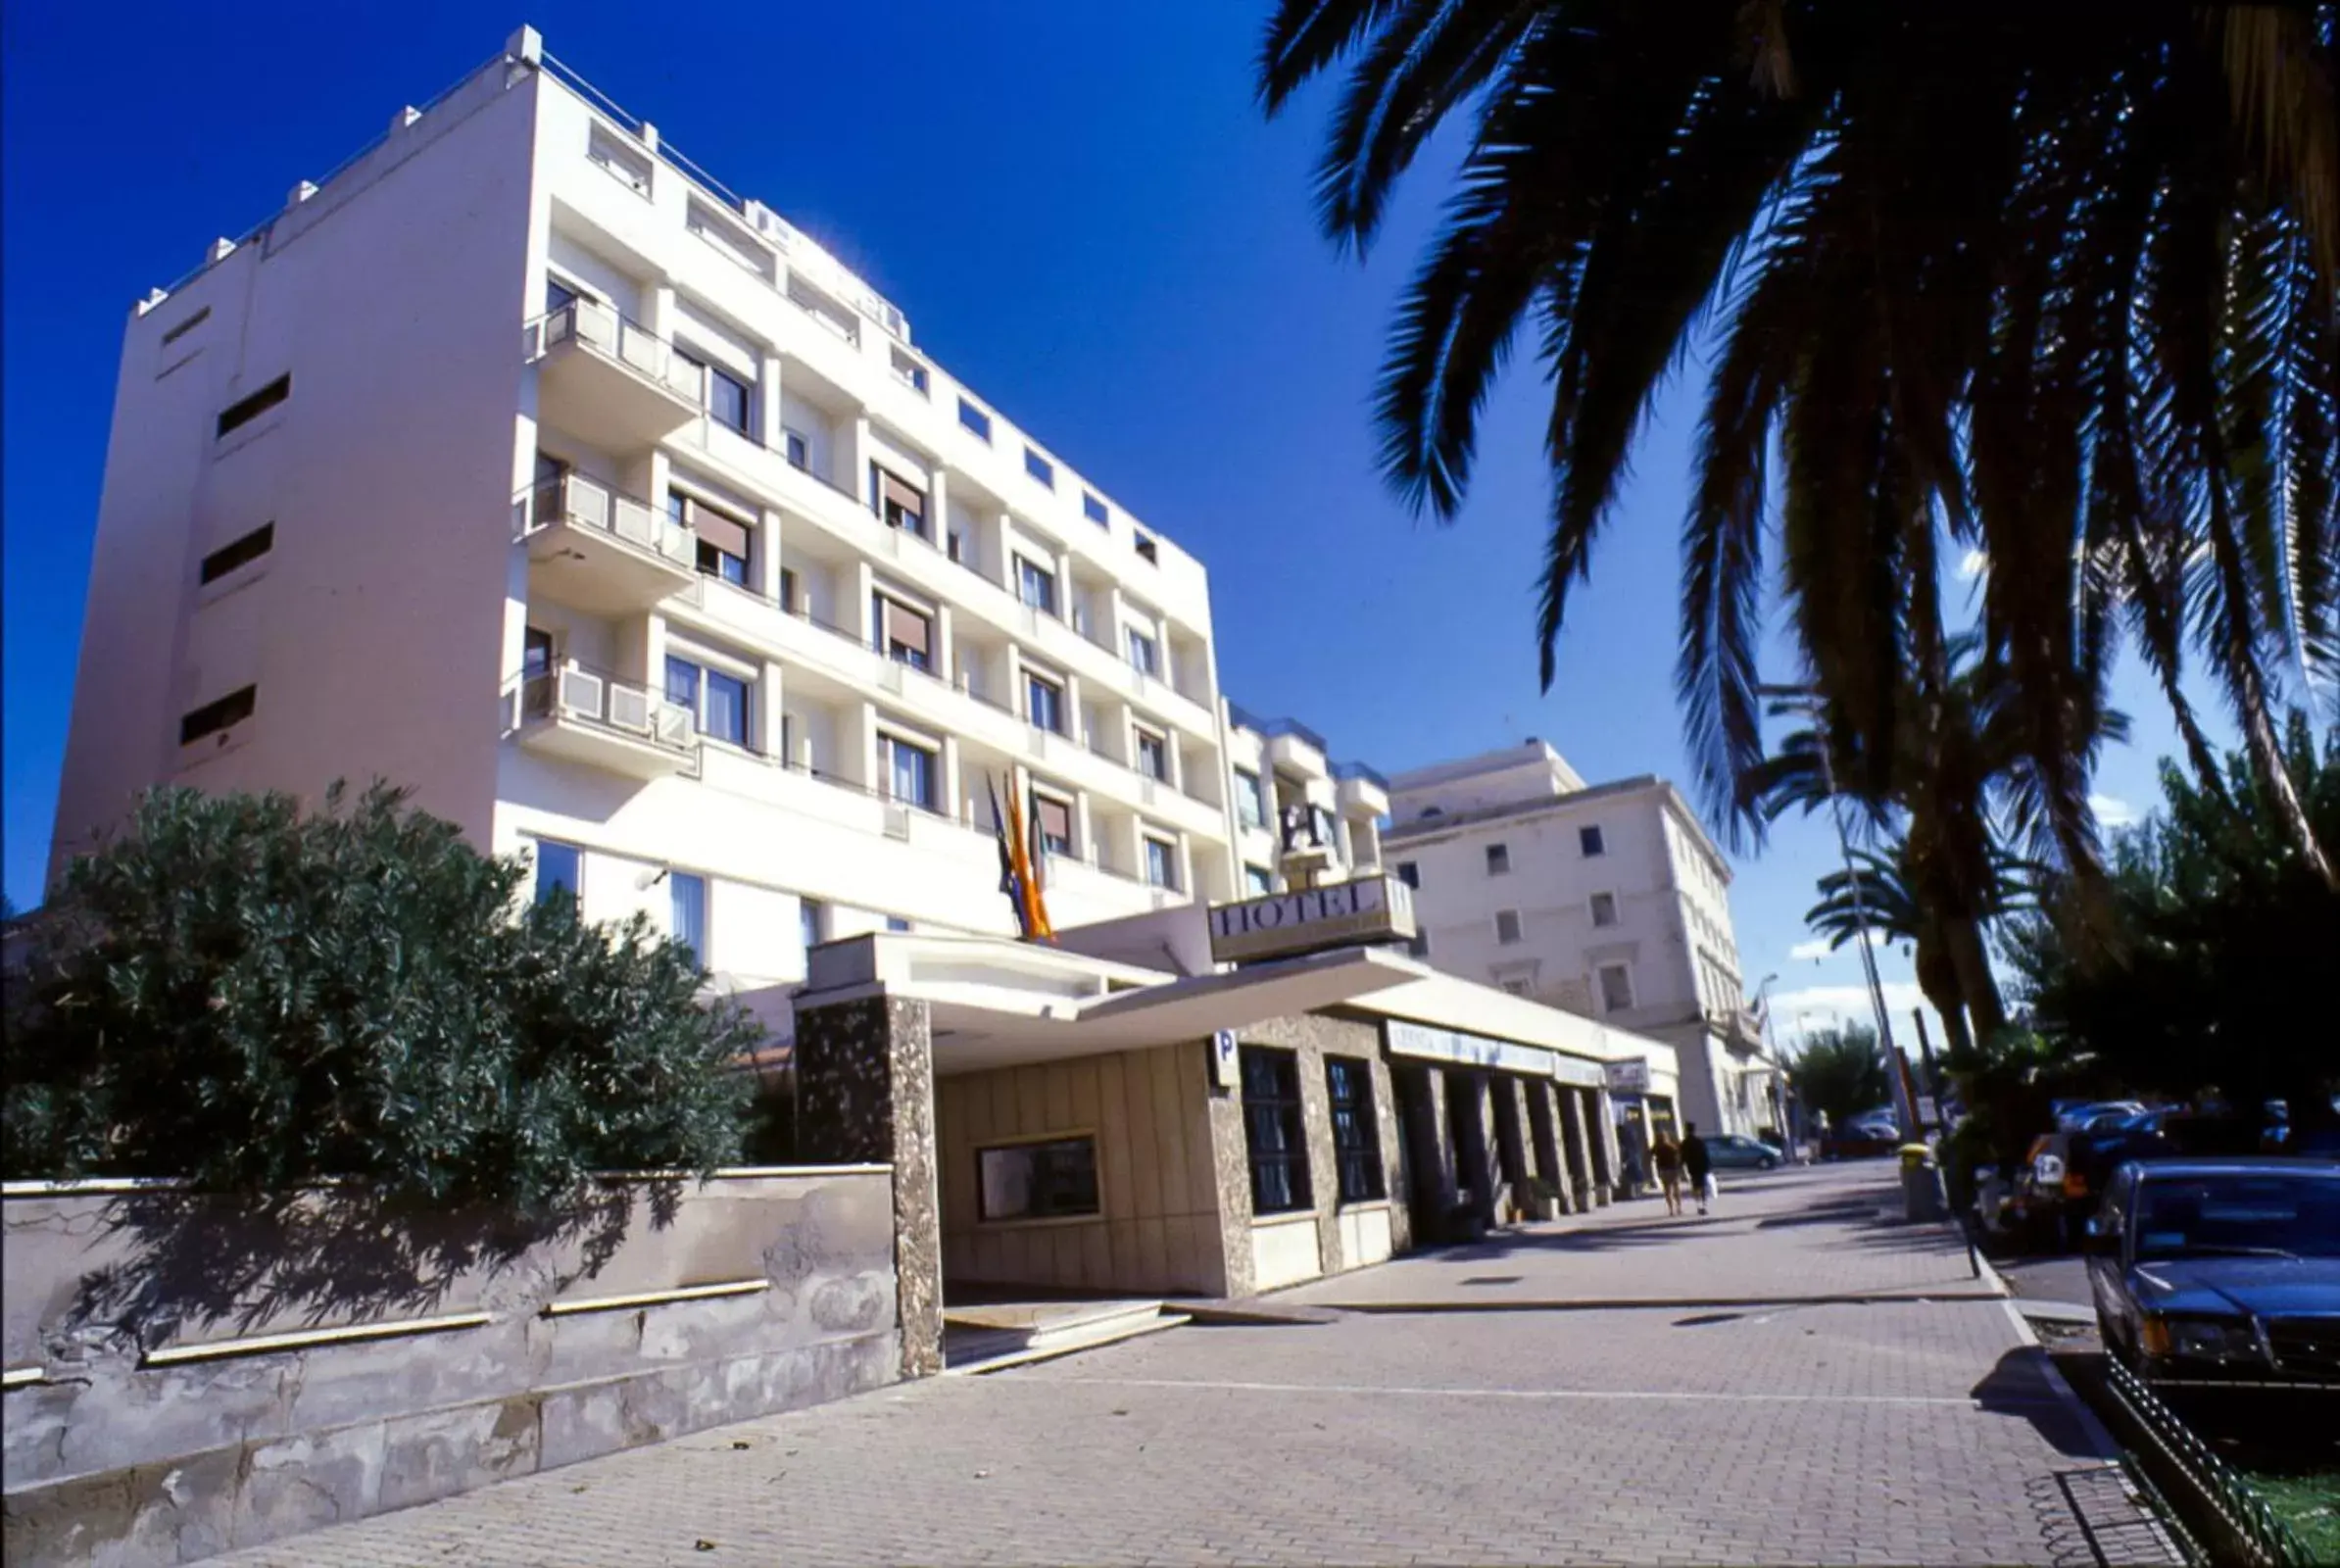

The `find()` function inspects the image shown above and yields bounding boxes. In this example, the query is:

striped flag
[985,773,1033,939]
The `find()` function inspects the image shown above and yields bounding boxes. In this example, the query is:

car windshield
[2132,1174,2340,1261]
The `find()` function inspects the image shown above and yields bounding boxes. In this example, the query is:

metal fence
[2099,1354,2314,1567]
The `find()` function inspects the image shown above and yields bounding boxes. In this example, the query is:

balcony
[526,301,703,450]
[518,473,695,615]
[512,662,698,780]
[1334,760,1390,820]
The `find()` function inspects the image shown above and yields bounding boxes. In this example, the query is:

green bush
[4,782,759,1210]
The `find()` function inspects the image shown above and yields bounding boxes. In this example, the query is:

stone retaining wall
[2,1168,899,1566]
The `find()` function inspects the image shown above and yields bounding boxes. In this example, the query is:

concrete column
[848,416,874,512]
[940,735,963,823]
[794,993,941,1380]
[927,467,951,555]
[1404,1063,1461,1243]
[1074,793,1097,864]
[853,561,877,646]
[758,661,785,761]
[851,700,879,791]
[754,508,784,602]
[1061,671,1083,742]
[1174,834,1195,900]
[757,354,783,451]
[1555,1085,1596,1214]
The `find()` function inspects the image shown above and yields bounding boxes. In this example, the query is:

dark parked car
[2086,1159,2340,1406]
[1702,1134,1785,1171]
[2017,1108,2289,1250]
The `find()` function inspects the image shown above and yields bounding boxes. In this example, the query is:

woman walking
[1651,1130,1684,1216]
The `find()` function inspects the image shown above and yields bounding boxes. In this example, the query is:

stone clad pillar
[1525,1081,1572,1211]
[794,994,941,1379]
[1583,1087,1617,1205]
[1555,1086,1596,1214]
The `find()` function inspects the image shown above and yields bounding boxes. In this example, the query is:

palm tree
[1738,634,2124,1042]
[1258,1,2339,885]
[1802,843,2037,1057]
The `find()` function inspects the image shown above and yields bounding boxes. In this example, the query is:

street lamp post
[1755,682,1921,1144]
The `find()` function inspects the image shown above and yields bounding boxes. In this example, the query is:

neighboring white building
[49,31,1249,1034]
[1381,741,1779,1139]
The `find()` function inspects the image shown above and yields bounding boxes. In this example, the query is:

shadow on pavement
[1971,1347,2107,1458]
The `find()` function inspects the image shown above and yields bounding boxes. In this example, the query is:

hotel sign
[1206,873,1415,965]
[1385,1019,1607,1089]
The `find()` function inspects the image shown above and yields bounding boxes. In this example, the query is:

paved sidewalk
[217,1163,2177,1567]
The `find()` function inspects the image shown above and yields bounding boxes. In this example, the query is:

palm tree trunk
[1942,916,2009,1045]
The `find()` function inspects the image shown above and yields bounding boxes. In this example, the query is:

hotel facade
[50,32,1699,1340]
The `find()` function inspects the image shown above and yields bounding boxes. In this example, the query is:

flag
[1001,778,1053,943]
[985,773,1033,939]
[1021,786,1054,942]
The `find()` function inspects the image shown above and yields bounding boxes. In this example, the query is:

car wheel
[1758,1156,1778,1170]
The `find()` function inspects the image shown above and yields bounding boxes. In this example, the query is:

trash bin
[1898,1143,1947,1223]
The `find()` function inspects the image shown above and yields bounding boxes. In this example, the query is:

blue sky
[0,3,2234,1052]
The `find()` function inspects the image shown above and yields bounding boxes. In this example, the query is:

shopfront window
[977,1136,1099,1222]
[1242,1046,1312,1214]
[1325,1057,1385,1204]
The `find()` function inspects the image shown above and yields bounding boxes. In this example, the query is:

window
[874,593,933,672]
[534,839,582,905]
[669,872,707,964]
[1144,836,1179,890]
[160,306,211,346]
[1495,909,1523,945]
[1016,556,1057,614]
[1033,794,1074,857]
[1598,961,1635,1012]
[883,732,937,809]
[199,523,274,584]
[545,276,581,314]
[1486,843,1511,876]
[1241,1047,1311,1214]
[978,1136,1099,1221]
[1590,891,1619,928]
[784,429,809,469]
[1127,627,1159,675]
[1395,860,1420,890]
[1407,932,1431,958]
[957,397,993,442]
[885,915,912,933]
[523,626,555,679]
[1580,824,1607,858]
[1325,1057,1386,1204]
[890,348,929,394]
[704,363,752,435]
[216,374,289,439]
[800,899,825,951]
[676,493,752,586]
[178,685,256,745]
[1244,864,1275,896]
[1500,979,1533,998]
[1135,728,1168,781]
[874,467,926,537]
[779,566,801,613]
[1025,671,1065,734]
[1133,531,1158,564]
[1235,768,1267,830]
[665,656,750,747]
[1083,492,1109,527]
[1024,447,1054,488]
[1310,806,1339,852]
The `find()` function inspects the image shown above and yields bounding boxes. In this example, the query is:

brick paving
[217,1163,2177,1566]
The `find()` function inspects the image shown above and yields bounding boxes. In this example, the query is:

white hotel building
[48,30,1398,1034]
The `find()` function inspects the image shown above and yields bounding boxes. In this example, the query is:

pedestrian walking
[1651,1130,1684,1216]
[1682,1122,1714,1215]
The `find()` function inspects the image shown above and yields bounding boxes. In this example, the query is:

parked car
[2057,1100,2147,1132]
[1702,1134,1785,1171]
[2014,1121,2166,1249]
[2085,1158,2340,1411]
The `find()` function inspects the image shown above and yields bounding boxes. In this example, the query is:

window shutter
[1034,795,1072,843]
[880,471,926,518]
[685,498,752,559]
[885,599,931,656]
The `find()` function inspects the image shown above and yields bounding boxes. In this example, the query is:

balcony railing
[527,300,705,405]
[519,472,695,567]
[520,661,696,754]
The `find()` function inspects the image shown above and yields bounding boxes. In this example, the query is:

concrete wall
[936,1043,1230,1296]
[2,1169,897,1567]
